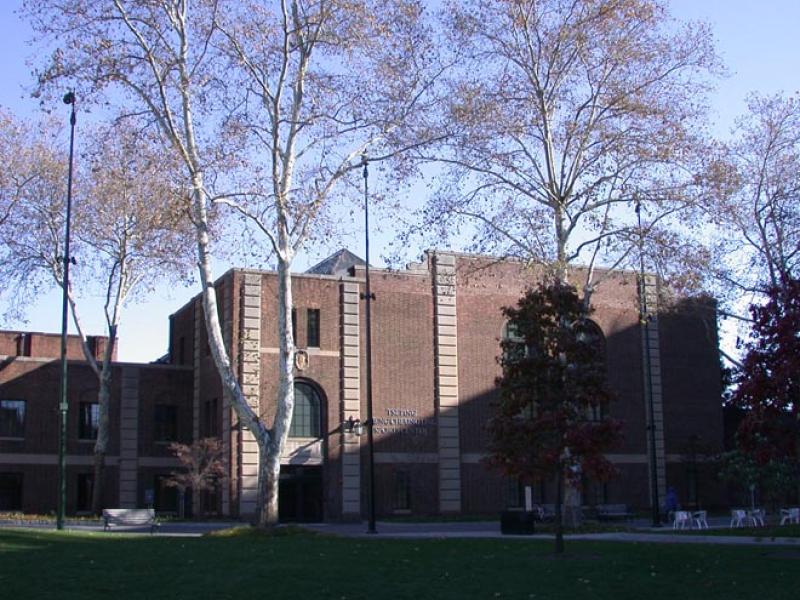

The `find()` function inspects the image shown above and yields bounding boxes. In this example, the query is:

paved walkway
[3,518,798,546]
[304,520,800,546]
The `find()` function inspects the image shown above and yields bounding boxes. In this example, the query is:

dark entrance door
[279,465,323,522]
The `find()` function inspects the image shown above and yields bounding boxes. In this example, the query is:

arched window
[289,381,322,438]
[573,319,606,360]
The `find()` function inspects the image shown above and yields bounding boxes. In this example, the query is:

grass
[2,528,800,599]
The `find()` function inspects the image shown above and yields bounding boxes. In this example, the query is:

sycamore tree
[414,0,718,298]
[707,94,800,299]
[488,282,621,554]
[0,114,194,513]
[0,109,70,321]
[25,0,441,526]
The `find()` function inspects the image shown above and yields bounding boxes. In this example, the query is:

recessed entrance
[279,465,323,522]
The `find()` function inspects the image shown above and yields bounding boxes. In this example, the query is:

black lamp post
[360,153,377,534]
[636,199,661,527]
[57,91,77,530]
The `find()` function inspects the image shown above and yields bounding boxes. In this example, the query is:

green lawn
[1,528,799,599]
[661,524,800,538]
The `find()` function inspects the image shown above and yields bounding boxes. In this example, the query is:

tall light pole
[636,199,661,527]
[57,91,77,530]
[360,153,377,534]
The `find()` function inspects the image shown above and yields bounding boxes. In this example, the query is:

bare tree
[0,114,194,513]
[0,109,69,322]
[25,0,441,526]
[707,93,800,297]
[417,0,718,299]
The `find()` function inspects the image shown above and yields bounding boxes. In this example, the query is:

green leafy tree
[487,282,622,554]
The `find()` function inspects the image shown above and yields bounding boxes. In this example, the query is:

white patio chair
[748,508,765,527]
[730,509,746,528]
[673,510,691,529]
[780,507,799,525]
[692,510,708,529]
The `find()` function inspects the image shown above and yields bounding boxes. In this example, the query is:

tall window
[574,319,606,360]
[0,473,23,511]
[76,473,94,513]
[0,400,25,438]
[574,319,607,421]
[154,404,178,442]
[502,320,536,361]
[291,308,297,345]
[307,308,321,348]
[78,402,99,440]
[506,477,522,509]
[202,398,218,437]
[289,382,321,438]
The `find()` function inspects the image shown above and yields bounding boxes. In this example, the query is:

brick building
[0,331,192,514]
[170,249,724,521]
[0,250,725,519]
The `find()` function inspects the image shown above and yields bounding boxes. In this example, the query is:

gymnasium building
[0,250,725,520]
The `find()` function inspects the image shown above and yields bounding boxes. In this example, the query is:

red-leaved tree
[732,278,800,467]
[167,438,225,519]
[487,282,622,554]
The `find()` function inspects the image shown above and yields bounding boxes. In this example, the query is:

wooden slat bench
[595,504,633,520]
[102,509,160,533]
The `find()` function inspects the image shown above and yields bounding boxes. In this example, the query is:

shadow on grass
[2,528,800,599]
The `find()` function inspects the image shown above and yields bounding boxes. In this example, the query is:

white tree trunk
[257,253,296,525]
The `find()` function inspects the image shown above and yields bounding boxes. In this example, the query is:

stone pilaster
[238,272,262,517]
[641,274,667,507]
[432,252,461,513]
[192,295,205,511]
[221,279,234,516]
[340,282,361,516]
[118,366,139,508]
[192,299,202,441]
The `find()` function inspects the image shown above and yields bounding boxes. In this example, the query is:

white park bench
[102,508,160,534]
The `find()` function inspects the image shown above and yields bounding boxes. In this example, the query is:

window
[307,308,320,348]
[154,474,178,513]
[574,319,605,360]
[587,403,605,421]
[506,477,522,509]
[202,398,219,438]
[501,320,535,361]
[76,473,94,513]
[78,402,99,440]
[0,473,23,511]
[291,308,297,345]
[393,470,411,511]
[154,404,178,442]
[289,382,321,438]
[0,399,25,438]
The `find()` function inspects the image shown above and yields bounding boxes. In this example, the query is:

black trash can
[500,510,536,534]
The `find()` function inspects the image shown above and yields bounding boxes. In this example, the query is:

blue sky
[0,1,798,361]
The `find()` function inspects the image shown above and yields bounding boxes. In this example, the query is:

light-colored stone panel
[436,304,457,317]
[343,282,360,294]
[437,336,458,348]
